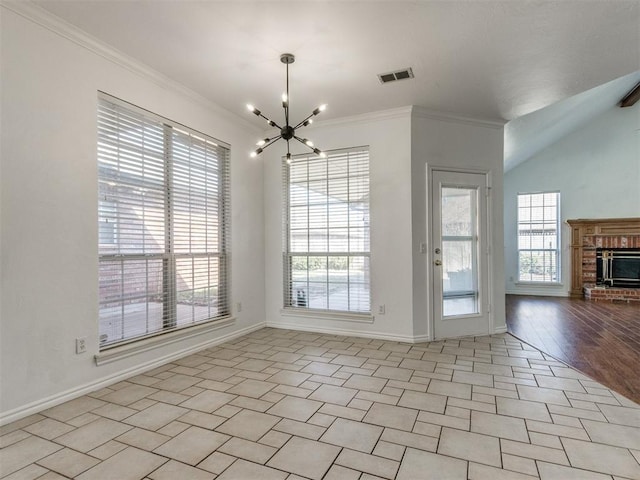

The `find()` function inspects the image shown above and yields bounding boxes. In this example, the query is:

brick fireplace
[567,218,640,302]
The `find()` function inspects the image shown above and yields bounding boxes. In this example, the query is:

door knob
[434,259,442,266]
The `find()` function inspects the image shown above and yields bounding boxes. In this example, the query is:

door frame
[426,165,495,340]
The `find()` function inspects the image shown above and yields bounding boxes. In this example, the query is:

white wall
[263,107,506,341]
[0,6,264,422]
[263,109,416,341]
[504,105,640,296]
[411,109,506,337]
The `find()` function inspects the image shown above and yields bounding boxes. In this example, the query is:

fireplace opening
[596,248,640,288]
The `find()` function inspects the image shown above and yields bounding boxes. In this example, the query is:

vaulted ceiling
[505,70,640,171]
[25,1,640,167]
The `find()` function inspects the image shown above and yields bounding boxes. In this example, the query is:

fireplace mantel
[566,218,640,299]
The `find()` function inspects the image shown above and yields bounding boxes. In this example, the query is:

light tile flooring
[2,328,640,480]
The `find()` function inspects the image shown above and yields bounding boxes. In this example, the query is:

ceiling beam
[620,81,640,107]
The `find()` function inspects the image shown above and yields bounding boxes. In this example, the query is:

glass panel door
[431,169,489,340]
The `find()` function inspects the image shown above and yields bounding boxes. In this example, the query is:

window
[517,192,560,283]
[98,93,230,348]
[441,186,479,316]
[283,147,370,313]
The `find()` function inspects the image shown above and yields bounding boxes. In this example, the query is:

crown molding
[1,0,262,134]
[412,105,506,130]
[287,104,504,133]
[310,106,414,129]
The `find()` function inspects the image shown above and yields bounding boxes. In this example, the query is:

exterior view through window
[97,94,230,348]
[517,192,560,283]
[441,186,479,316]
[283,147,370,313]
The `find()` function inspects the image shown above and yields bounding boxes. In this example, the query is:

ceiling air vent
[378,67,414,84]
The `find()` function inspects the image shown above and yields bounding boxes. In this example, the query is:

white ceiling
[31,0,639,130]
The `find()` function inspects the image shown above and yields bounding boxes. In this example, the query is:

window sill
[514,282,563,287]
[281,308,374,324]
[94,316,235,366]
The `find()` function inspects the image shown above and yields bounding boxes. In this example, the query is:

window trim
[280,307,374,323]
[282,146,371,314]
[97,92,231,350]
[94,316,235,366]
[516,191,561,284]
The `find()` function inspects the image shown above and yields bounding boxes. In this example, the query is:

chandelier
[246,53,326,162]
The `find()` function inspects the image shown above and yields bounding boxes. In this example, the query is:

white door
[431,170,490,339]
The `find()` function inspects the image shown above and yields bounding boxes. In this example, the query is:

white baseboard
[266,321,429,344]
[0,322,266,427]
[506,289,569,297]
[494,325,508,334]
[412,334,432,343]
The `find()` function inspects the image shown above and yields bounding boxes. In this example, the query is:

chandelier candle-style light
[247,53,326,162]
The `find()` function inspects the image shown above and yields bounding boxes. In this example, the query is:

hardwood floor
[506,294,640,404]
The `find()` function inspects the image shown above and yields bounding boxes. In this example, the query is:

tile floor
[2,328,640,480]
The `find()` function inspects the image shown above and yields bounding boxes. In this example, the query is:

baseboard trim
[506,289,569,297]
[494,325,508,334]
[266,321,428,344]
[412,335,432,343]
[0,322,266,427]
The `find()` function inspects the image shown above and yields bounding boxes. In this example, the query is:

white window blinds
[283,147,370,313]
[98,93,230,348]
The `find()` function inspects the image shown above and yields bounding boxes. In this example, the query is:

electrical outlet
[378,304,386,315]
[76,337,87,354]
[236,302,242,313]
